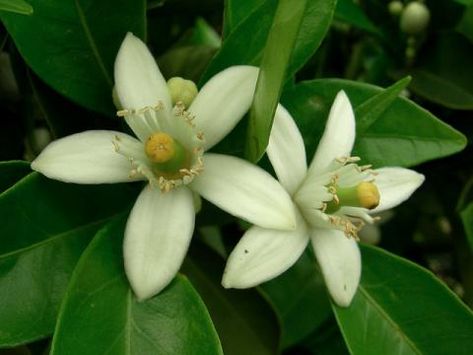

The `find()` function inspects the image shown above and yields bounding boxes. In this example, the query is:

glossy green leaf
[192,18,221,48]
[182,241,280,355]
[157,45,217,83]
[0,173,140,346]
[51,217,222,355]
[334,245,473,355]
[0,0,146,115]
[25,68,110,139]
[245,0,307,162]
[355,76,411,134]
[408,32,473,110]
[201,0,336,85]
[335,0,378,34]
[0,160,30,193]
[260,251,332,349]
[223,0,265,36]
[0,0,33,15]
[282,79,466,167]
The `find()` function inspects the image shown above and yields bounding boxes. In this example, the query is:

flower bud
[167,77,198,108]
[388,1,404,16]
[400,2,430,35]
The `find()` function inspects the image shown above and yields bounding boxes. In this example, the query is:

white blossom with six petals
[222,90,425,307]
[31,33,296,300]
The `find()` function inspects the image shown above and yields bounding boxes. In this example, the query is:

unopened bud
[167,77,198,108]
[388,1,403,16]
[400,2,430,35]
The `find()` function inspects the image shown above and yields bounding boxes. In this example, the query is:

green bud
[388,1,404,16]
[167,77,198,108]
[400,2,430,35]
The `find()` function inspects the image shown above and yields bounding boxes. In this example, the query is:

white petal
[190,153,296,230]
[267,104,307,195]
[308,90,356,175]
[310,228,361,307]
[124,186,195,300]
[31,131,143,184]
[189,66,259,150]
[222,212,308,288]
[114,32,172,112]
[371,167,425,213]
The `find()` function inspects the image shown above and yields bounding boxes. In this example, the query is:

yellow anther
[357,182,380,210]
[145,132,176,163]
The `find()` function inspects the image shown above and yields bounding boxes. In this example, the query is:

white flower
[222,91,425,307]
[31,33,296,300]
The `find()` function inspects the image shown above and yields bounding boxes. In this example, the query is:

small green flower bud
[400,2,430,35]
[388,1,404,16]
[167,77,198,108]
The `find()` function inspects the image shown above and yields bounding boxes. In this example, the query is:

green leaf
[260,251,332,349]
[334,245,473,355]
[223,0,265,36]
[157,45,217,83]
[355,76,411,134]
[51,217,222,355]
[182,241,280,355]
[201,0,336,85]
[25,67,111,139]
[192,18,221,48]
[245,0,308,162]
[0,173,140,346]
[408,32,473,110]
[0,160,30,194]
[0,0,146,115]
[335,0,379,34]
[0,0,33,15]
[282,79,466,167]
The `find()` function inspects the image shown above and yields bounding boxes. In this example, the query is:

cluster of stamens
[314,156,380,240]
[114,103,205,192]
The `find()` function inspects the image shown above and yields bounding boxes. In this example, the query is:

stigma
[356,182,380,209]
[145,132,176,163]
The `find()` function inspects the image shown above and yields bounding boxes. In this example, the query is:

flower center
[144,131,193,180]
[145,132,177,163]
[114,104,205,192]
[325,181,380,213]
[295,156,381,240]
